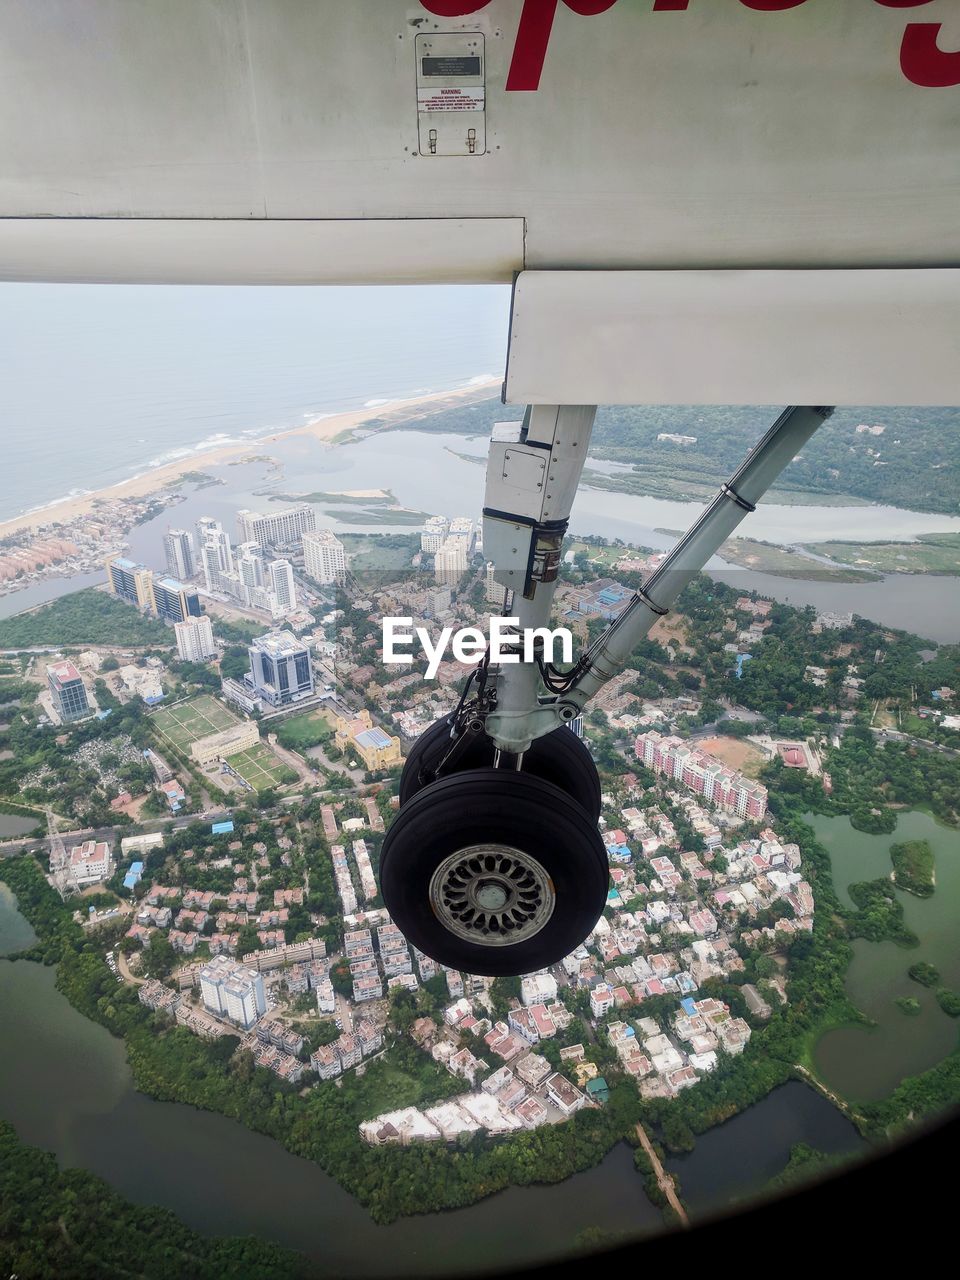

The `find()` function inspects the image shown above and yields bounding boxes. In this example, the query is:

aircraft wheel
[380,770,609,976]
[398,717,601,820]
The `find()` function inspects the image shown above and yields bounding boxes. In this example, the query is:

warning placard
[417,86,485,114]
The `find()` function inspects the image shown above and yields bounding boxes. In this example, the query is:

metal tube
[568,405,834,707]
[484,404,597,753]
[487,572,566,751]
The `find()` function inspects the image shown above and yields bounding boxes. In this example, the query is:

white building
[315,978,336,1015]
[222,975,266,1028]
[174,614,217,662]
[268,559,298,615]
[196,517,234,593]
[657,432,697,446]
[520,973,558,1007]
[434,537,469,584]
[303,529,347,585]
[120,832,164,857]
[816,611,854,630]
[590,983,616,1019]
[430,587,452,616]
[163,529,195,581]
[237,504,316,551]
[485,562,507,608]
[236,541,268,598]
[353,840,377,902]
[60,839,111,886]
[420,516,449,554]
[448,517,475,552]
[199,956,266,1029]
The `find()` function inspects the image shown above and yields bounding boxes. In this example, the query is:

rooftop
[251,630,310,657]
[48,659,82,683]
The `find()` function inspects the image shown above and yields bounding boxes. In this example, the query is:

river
[112,430,960,645]
[810,810,960,1102]
[0,813,40,838]
[0,885,663,1275]
[667,1081,867,1216]
[0,882,876,1272]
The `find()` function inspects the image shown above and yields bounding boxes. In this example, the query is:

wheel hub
[429,844,555,946]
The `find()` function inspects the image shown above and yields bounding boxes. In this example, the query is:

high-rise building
[448,517,475,554]
[236,540,266,592]
[435,537,469,584]
[152,577,202,624]
[162,529,195,581]
[236,504,316,551]
[303,529,346,585]
[485,562,507,609]
[199,955,266,1029]
[47,659,91,723]
[246,631,315,707]
[174,614,217,662]
[420,515,449,554]
[105,556,156,611]
[268,559,297,615]
[105,555,204,627]
[196,518,234,593]
[429,587,452,617]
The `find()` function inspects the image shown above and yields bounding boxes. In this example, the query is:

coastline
[0,377,500,541]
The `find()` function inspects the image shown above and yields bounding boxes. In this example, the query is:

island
[890,839,936,897]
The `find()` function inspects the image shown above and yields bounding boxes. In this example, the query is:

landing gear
[380,405,833,978]
[398,716,602,820]
[379,770,609,976]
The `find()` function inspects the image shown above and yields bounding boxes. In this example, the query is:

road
[117,948,145,985]
[335,990,354,1035]
[0,758,391,864]
[793,1064,865,1128]
[870,726,960,760]
[634,1124,689,1226]
[0,811,237,860]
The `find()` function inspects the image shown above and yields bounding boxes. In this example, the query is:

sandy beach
[0,377,501,541]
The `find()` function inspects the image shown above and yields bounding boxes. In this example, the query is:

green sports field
[225,742,295,790]
[150,694,240,751]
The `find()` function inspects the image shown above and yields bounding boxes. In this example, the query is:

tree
[236,924,260,958]
[220,646,249,681]
[330,958,352,997]
[141,934,175,979]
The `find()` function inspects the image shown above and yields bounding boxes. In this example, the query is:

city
[1,483,959,1249]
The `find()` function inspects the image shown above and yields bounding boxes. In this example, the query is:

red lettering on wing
[737,2,807,10]
[421,0,618,92]
[506,1,619,91]
[900,23,960,86]
[419,2,490,15]
[419,0,958,91]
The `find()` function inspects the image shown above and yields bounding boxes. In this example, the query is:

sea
[0,282,511,522]
[3,282,960,643]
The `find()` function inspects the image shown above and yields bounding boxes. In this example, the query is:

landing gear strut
[380,403,834,975]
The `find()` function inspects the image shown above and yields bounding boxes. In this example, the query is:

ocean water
[0,283,511,521]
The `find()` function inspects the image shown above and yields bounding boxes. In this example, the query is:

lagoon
[811,811,960,1101]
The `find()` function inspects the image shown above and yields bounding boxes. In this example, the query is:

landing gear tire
[398,717,602,820]
[380,769,609,976]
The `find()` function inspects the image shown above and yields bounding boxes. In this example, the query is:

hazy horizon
[0,283,511,521]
